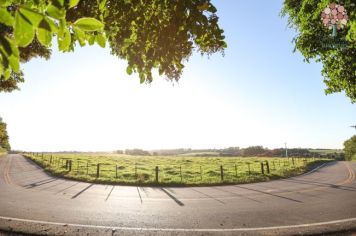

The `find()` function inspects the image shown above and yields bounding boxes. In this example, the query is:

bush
[344,135,356,161]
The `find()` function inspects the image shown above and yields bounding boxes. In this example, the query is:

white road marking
[0,216,355,232]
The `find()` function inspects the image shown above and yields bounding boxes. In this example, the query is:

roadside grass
[24,153,332,186]
[0,149,6,157]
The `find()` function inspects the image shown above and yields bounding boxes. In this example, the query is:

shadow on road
[212,187,262,203]
[71,183,95,199]
[160,188,184,206]
[105,186,115,201]
[281,179,356,191]
[25,178,58,188]
[233,186,303,203]
[55,182,79,194]
[190,188,225,204]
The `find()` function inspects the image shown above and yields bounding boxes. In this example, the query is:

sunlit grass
[24,153,331,186]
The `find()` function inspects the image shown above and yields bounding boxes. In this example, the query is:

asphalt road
[0,154,355,236]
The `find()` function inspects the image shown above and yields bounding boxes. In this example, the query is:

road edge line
[0,215,356,232]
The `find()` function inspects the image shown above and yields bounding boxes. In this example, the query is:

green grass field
[308,149,343,154]
[24,153,330,186]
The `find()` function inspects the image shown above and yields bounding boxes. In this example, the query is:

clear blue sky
[0,1,355,151]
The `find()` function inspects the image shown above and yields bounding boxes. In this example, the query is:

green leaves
[37,28,52,46]
[282,0,356,103]
[19,7,43,27]
[126,66,133,75]
[1,0,226,88]
[69,0,81,8]
[95,34,106,47]
[46,4,65,19]
[37,18,56,46]
[0,7,14,26]
[0,0,106,82]
[14,10,35,47]
[73,17,104,31]
[58,26,71,51]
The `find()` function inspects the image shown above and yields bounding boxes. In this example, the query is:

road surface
[0,154,355,235]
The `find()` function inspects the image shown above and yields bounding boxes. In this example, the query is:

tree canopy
[281,0,355,103]
[0,117,11,151]
[344,135,356,161]
[0,0,226,92]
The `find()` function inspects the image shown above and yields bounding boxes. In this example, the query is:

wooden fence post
[116,165,118,178]
[135,163,137,179]
[220,165,224,181]
[155,166,159,182]
[96,163,100,178]
[247,163,251,175]
[200,166,203,180]
[180,166,182,182]
[265,161,270,174]
[261,162,264,175]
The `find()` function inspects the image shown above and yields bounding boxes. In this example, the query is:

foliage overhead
[0,117,11,151]
[344,135,356,161]
[0,0,226,91]
[281,0,355,103]
[67,0,226,83]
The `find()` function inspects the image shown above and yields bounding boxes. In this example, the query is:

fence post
[155,166,159,182]
[87,161,89,175]
[96,163,100,178]
[200,166,203,180]
[265,161,270,174]
[69,160,72,172]
[235,164,237,178]
[292,158,295,166]
[180,166,182,182]
[77,160,79,174]
[247,163,251,175]
[261,162,264,175]
[220,165,224,181]
[116,165,118,178]
[135,163,137,179]
[272,161,275,170]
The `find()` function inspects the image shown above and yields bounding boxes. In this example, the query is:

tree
[242,146,266,156]
[0,117,11,151]
[0,0,226,91]
[344,135,356,161]
[281,0,355,103]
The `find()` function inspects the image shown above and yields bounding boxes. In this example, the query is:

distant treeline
[116,146,344,158]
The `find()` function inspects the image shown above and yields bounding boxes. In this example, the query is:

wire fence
[23,152,328,184]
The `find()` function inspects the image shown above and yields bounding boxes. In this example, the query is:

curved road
[0,154,356,235]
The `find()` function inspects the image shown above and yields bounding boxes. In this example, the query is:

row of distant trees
[116,146,344,159]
